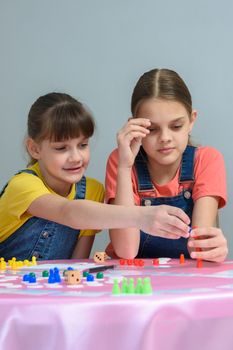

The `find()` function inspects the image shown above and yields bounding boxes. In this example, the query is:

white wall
[1,0,232,258]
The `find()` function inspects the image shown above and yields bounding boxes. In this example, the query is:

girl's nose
[68,149,83,162]
[160,129,171,142]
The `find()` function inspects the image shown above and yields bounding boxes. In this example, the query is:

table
[0,258,233,350]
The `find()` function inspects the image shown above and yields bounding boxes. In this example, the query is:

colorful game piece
[138,259,145,267]
[86,274,94,282]
[96,272,104,279]
[142,277,153,294]
[152,259,159,266]
[0,258,6,270]
[119,259,126,265]
[82,271,89,277]
[126,259,133,266]
[112,279,121,295]
[196,259,203,268]
[121,278,128,294]
[31,256,37,266]
[179,254,185,264]
[127,278,135,294]
[135,278,143,294]
[42,270,49,277]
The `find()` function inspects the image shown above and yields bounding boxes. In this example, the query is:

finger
[165,216,190,238]
[166,206,190,225]
[190,227,221,238]
[127,118,151,127]
[188,237,220,250]
[155,228,180,240]
[190,247,227,262]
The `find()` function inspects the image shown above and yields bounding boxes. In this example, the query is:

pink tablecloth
[1,259,233,350]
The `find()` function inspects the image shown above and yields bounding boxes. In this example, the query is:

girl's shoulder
[85,177,105,202]
[4,164,44,194]
[195,146,224,163]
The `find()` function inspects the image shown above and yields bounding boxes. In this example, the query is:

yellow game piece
[31,256,37,266]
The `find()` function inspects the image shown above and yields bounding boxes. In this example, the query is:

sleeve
[192,147,227,208]
[4,173,51,220]
[79,178,105,237]
[105,149,119,203]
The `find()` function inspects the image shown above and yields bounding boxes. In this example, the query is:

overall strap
[0,169,38,197]
[179,145,196,183]
[134,147,154,192]
[75,176,86,200]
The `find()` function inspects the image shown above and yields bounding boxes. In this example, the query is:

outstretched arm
[27,194,190,240]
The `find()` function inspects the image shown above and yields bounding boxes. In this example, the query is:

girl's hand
[188,227,228,262]
[117,118,151,168]
[141,205,190,239]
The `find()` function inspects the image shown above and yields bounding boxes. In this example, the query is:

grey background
[0,0,232,258]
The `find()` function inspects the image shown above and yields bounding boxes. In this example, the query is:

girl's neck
[147,159,181,186]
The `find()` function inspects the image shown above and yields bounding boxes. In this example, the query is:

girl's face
[136,98,196,171]
[28,135,90,196]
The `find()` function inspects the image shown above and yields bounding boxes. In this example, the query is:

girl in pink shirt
[105,68,228,262]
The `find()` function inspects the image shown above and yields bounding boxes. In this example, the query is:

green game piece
[82,271,89,277]
[127,278,135,294]
[96,272,104,279]
[112,278,121,295]
[142,277,153,294]
[42,270,49,277]
[121,278,128,294]
[135,278,143,294]
[29,272,36,277]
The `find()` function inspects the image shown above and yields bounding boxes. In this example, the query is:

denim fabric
[134,146,196,259]
[0,172,86,260]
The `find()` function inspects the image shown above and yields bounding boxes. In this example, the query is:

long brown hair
[131,68,192,117]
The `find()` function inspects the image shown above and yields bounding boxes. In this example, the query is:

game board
[1,258,233,300]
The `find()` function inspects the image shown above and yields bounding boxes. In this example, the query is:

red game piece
[179,254,185,264]
[152,259,159,266]
[196,259,203,268]
[138,259,145,267]
[119,259,126,265]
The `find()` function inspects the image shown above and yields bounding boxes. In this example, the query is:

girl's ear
[189,110,197,132]
[26,138,41,160]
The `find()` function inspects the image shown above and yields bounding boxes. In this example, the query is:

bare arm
[71,235,95,259]
[27,194,189,237]
[188,196,228,262]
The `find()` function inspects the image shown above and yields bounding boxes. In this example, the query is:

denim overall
[135,145,196,259]
[0,170,86,260]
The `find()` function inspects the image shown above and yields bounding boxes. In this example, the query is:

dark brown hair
[131,68,192,117]
[27,92,95,164]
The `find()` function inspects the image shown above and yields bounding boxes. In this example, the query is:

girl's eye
[54,146,66,151]
[148,128,158,133]
[172,124,183,130]
[79,143,88,149]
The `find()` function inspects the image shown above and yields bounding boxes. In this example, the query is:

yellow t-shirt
[0,163,105,242]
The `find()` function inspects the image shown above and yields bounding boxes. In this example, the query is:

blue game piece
[23,274,30,282]
[67,267,74,270]
[48,275,55,283]
[54,268,61,283]
[86,274,94,282]
[29,275,36,283]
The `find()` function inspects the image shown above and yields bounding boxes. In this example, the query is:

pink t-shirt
[105,146,227,208]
